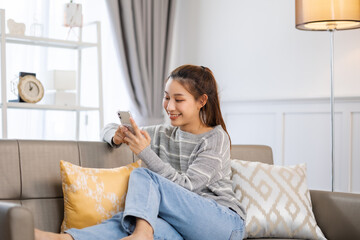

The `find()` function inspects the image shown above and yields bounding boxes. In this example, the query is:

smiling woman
[163,79,209,133]
[35,65,246,240]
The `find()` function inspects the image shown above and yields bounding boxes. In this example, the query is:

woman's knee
[131,167,148,175]
[130,168,160,184]
[130,167,151,180]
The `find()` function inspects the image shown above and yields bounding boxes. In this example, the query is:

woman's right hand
[112,125,129,145]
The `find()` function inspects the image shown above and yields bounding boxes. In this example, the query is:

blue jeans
[66,168,245,240]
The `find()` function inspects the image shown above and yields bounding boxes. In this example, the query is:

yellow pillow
[60,160,141,232]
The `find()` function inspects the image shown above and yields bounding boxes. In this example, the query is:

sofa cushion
[231,159,326,240]
[20,140,80,199]
[60,160,141,232]
[0,140,20,199]
[78,141,134,168]
[22,198,63,233]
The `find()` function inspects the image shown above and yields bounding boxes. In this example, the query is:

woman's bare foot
[121,218,153,240]
[35,229,73,240]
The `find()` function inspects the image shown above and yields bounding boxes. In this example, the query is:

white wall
[222,98,360,193]
[170,0,360,101]
[170,0,360,193]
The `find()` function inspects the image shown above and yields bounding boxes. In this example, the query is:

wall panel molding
[222,97,360,193]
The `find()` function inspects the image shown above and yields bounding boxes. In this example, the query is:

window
[0,0,130,140]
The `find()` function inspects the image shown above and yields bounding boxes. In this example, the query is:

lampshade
[296,0,360,31]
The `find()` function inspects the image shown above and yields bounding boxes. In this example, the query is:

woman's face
[163,78,204,133]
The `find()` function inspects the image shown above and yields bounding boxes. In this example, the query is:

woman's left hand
[123,117,151,155]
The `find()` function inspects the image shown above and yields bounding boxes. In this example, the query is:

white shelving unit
[0,9,104,139]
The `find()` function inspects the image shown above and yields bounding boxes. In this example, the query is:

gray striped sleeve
[100,123,119,147]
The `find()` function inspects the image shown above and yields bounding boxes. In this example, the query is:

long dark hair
[167,64,231,144]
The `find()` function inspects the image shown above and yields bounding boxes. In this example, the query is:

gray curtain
[106,0,176,125]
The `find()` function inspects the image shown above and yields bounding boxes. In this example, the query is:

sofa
[0,139,359,240]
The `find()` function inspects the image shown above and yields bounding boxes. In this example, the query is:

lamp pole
[328,28,335,192]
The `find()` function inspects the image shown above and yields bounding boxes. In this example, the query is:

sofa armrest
[0,202,35,240]
[310,190,360,240]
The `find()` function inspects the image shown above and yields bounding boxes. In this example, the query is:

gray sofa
[0,139,359,240]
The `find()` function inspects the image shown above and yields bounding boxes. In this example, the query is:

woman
[35,64,245,240]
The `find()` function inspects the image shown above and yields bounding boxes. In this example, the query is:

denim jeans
[66,168,245,240]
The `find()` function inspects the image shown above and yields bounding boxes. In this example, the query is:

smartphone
[117,111,135,134]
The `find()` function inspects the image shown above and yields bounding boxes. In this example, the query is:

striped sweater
[101,123,245,220]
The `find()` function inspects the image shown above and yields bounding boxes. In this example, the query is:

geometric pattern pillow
[231,159,326,240]
[60,160,141,232]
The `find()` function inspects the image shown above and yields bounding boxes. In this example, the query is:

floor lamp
[295,0,360,192]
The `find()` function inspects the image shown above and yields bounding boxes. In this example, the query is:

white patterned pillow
[231,159,326,239]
